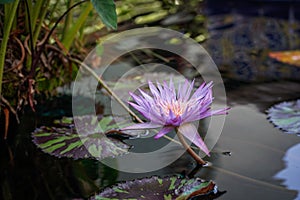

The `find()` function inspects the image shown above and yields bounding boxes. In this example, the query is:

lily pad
[269,51,300,68]
[267,100,300,135]
[90,176,223,200]
[32,115,135,160]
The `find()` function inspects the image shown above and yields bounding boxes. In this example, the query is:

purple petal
[178,123,210,156]
[122,123,161,130]
[148,81,160,99]
[147,109,167,125]
[169,80,177,99]
[210,107,230,115]
[178,79,190,101]
[166,109,182,126]
[177,82,183,100]
[197,107,230,120]
[154,126,174,139]
[128,102,149,119]
[156,81,163,95]
[130,92,145,106]
[163,81,174,103]
[182,107,228,123]
[183,79,194,102]
[139,89,155,104]
[168,77,175,92]
[181,100,210,122]
[191,81,213,100]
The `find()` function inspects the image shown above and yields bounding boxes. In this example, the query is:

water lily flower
[123,79,228,156]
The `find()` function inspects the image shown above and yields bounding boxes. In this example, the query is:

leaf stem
[69,57,143,123]
[68,57,184,146]
[30,0,87,78]
[32,0,50,46]
[176,127,206,165]
[61,2,93,51]
[48,45,196,148]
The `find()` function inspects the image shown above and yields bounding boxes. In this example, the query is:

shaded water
[1,1,300,200]
[115,81,300,200]
[1,80,300,200]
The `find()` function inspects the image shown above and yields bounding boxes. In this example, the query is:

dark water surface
[1,81,299,200]
[115,81,300,200]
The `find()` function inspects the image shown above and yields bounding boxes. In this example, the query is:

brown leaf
[269,50,300,67]
[3,108,9,139]
[28,79,36,112]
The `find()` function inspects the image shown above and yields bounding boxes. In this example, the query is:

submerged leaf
[91,176,222,200]
[267,100,300,135]
[32,115,134,160]
[269,51,300,67]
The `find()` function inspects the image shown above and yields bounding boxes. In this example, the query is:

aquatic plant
[91,175,223,200]
[0,0,117,138]
[123,79,229,164]
[267,99,300,135]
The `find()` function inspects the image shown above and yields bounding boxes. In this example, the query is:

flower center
[161,100,184,117]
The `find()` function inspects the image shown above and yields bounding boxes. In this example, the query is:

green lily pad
[32,115,136,160]
[267,100,300,135]
[90,176,223,200]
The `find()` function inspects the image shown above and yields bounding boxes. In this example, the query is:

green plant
[0,0,118,137]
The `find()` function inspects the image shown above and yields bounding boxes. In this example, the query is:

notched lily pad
[32,115,135,160]
[267,100,300,135]
[91,176,224,200]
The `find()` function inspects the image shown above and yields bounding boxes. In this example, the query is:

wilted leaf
[91,176,223,200]
[91,0,117,30]
[267,100,300,135]
[32,115,135,160]
[3,108,9,139]
[269,51,300,67]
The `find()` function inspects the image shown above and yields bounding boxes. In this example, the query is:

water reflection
[195,105,299,200]
[275,143,300,200]
[204,13,300,82]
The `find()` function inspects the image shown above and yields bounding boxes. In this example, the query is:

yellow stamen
[159,100,184,117]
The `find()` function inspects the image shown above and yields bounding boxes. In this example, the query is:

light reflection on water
[202,105,300,200]
[116,104,300,200]
[275,143,300,200]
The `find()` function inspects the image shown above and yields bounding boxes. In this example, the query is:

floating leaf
[91,0,117,30]
[91,176,223,200]
[267,100,300,135]
[269,51,300,67]
[32,115,135,160]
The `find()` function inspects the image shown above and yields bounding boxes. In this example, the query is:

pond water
[1,1,300,200]
[1,81,300,199]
